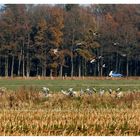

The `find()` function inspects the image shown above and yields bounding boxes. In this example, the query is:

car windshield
[113,71,117,74]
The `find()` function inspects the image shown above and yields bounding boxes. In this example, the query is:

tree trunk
[71,31,75,77]
[18,41,24,76]
[0,56,1,76]
[42,67,44,77]
[97,60,100,76]
[100,58,103,77]
[22,49,25,77]
[42,51,47,77]
[134,59,137,76]
[100,48,103,77]
[71,49,74,77]
[78,57,81,77]
[110,55,112,72]
[5,55,8,77]
[41,66,43,77]
[36,65,39,76]
[50,69,53,79]
[118,59,121,74]
[59,65,63,77]
[18,55,21,76]
[126,57,129,77]
[94,63,96,76]
[84,59,87,76]
[26,55,30,77]
[42,58,46,77]
[82,58,85,77]
[11,55,14,77]
[115,52,119,72]
[97,50,100,76]
[43,64,46,77]
[18,48,22,76]
[26,33,30,77]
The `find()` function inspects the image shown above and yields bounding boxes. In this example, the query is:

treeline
[0,4,140,77]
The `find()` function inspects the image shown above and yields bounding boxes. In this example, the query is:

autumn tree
[34,6,64,77]
[96,5,140,76]
[0,4,140,77]
[63,5,100,77]
[35,18,48,76]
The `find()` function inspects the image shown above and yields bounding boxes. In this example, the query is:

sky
[0,0,140,4]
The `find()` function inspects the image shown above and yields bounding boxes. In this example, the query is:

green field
[0,78,140,91]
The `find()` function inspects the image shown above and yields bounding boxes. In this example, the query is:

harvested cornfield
[0,86,140,136]
[0,109,140,136]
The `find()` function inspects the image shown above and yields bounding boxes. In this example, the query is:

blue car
[109,71,123,77]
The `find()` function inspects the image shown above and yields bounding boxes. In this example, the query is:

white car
[109,71,123,77]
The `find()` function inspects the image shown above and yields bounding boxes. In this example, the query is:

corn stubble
[0,87,140,136]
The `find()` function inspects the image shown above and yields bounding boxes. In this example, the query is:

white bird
[76,42,83,46]
[102,64,106,68]
[99,89,105,96]
[132,89,137,94]
[108,88,113,94]
[113,42,117,46]
[93,32,97,36]
[42,87,50,96]
[72,91,80,97]
[42,87,49,92]
[61,88,74,97]
[116,87,121,92]
[116,91,123,98]
[80,88,84,96]
[0,87,7,92]
[92,88,97,93]
[115,88,123,98]
[68,88,73,92]
[53,49,58,55]
[86,88,93,95]
[98,56,103,59]
[67,88,74,97]
[61,89,69,96]
[90,58,96,63]
[122,54,126,57]
[0,87,7,96]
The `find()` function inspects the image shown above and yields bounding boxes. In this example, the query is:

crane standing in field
[86,88,93,95]
[42,87,52,97]
[92,88,97,93]
[115,88,123,98]
[61,88,83,97]
[42,87,49,94]
[61,88,74,97]
[108,88,113,94]
[99,89,105,96]
[0,87,7,96]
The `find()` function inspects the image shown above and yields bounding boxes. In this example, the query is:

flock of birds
[41,87,124,98]
[0,86,137,99]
